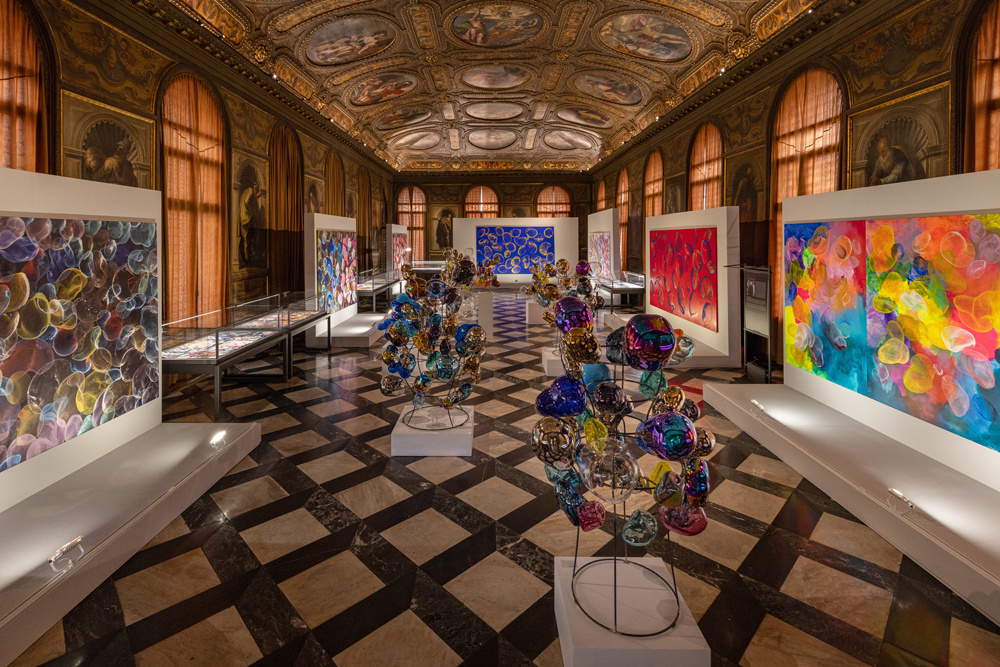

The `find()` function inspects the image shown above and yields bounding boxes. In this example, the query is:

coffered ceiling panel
[173,0,820,171]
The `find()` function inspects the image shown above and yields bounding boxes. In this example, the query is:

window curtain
[689,124,723,211]
[325,151,345,215]
[464,185,498,218]
[771,68,843,331]
[0,0,48,172]
[596,180,606,210]
[971,0,1000,171]
[397,185,425,260]
[537,185,571,217]
[356,166,372,271]
[644,151,663,217]
[616,169,629,269]
[162,74,227,323]
[267,123,304,294]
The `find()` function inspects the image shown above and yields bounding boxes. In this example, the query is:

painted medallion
[349,73,417,106]
[574,72,642,105]
[597,14,692,62]
[451,4,543,48]
[305,16,395,65]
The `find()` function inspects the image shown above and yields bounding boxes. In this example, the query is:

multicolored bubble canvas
[316,230,357,313]
[588,231,612,281]
[476,226,554,274]
[0,216,160,473]
[649,228,719,332]
[392,232,407,280]
[866,215,1000,452]
[784,221,868,393]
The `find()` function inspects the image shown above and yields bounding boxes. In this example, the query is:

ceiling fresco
[174,0,821,171]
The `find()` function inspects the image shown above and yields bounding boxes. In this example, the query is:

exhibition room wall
[5,0,393,318]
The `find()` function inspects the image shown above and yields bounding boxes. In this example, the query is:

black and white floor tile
[12,293,1000,666]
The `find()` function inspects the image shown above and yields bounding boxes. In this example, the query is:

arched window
[644,151,663,217]
[268,124,304,293]
[689,124,723,210]
[969,0,1000,171]
[397,185,426,260]
[325,151,345,216]
[537,185,571,217]
[616,169,629,268]
[0,0,50,172]
[161,74,228,323]
[595,180,606,210]
[772,68,844,323]
[464,185,499,218]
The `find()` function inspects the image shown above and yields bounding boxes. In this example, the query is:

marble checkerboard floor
[12,292,1000,666]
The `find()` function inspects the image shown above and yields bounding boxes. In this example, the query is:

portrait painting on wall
[61,91,153,188]
[348,73,417,106]
[428,205,457,257]
[0,216,159,473]
[316,229,358,313]
[305,16,395,65]
[664,175,686,214]
[502,205,530,218]
[461,64,530,90]
[451,4,543,48]
[848,83,949,188]
[235,158,267,270]
[476,226,554,274]
[726,147,767,223]
[305,178,323,214]
[650,227,719,332]
[597,13,692,62]
[574,72,642,106]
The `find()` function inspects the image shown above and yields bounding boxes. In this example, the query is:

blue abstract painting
[476,226,555,274]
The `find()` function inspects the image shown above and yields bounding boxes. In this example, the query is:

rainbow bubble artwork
[785,216,1000,452]
[392,232,407,280]
[476,226,554,275]
[588,231,612,281]
[316,230,357,313]
[0,216,160,473]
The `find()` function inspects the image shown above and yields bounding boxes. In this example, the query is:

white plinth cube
[390,406,474,457]
[542,347,563,376]
[526,300,546,325]
[553,556,710,667]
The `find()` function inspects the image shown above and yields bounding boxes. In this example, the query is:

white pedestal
[554,557,710,667]
[526,300,546,325]
[390,406,474,456]
[474,291,495,341]
[542,347,563,377]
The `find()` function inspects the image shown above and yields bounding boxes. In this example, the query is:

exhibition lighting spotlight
[210,430,227,447]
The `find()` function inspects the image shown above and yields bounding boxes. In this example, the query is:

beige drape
[537,185,571,217]
[971,0,1000,171]
[689,124,723,211]
[616,169,629,269]
[595,180,606,210]
[644,151,663,217]
[162,74,228,323]
[397,185,425,260]
[0,0,48,172]
[267,123,304,294]
[463,185,499,218]
[325,151,345,215]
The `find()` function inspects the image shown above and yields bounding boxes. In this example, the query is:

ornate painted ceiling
[173,0,819,171]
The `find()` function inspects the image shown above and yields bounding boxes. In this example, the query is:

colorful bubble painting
[785,216,1000,453]
[589,231,612,281]
[0,216,160,474]
[316,230,357,312]
[476,226,554,275]
[392,232,407,280]
[649,228,719,332]
[162,330,272,361]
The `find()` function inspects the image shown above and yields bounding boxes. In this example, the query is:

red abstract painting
[650,227,719,332]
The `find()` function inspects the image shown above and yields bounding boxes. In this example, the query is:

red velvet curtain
[162,74,227,323]
[689,124,723,211]
[0,0,48,172]
[267,123,304,294]
[971,0,1000,171]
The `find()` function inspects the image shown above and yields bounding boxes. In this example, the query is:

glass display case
[598,271,647,313]
[356,269,399,312]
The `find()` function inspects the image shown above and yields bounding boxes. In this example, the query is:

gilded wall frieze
[554,2,591,49]
[274,57,318,99]
[173,0,248,43]
[751,0,819,42]
[406,4,439,50]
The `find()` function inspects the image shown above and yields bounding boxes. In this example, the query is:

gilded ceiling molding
[581,54,664,82]
[752,0,819,42]
[326,58,410,87]
[407,160,444,169]
[540,65,563,91]
[524,128,538,149]
[467,160,516,170]
[274,56,318,99]
[323,101,354,132]
[171,0,248,42]
[540,160,578,170]
[642,0,730,27]
[448,128,461,150]
[442,103,456,120]
[429,66,450,90]
[406,4,439,49]
[270,0,368,32]
[553,1,590,48]
[678,53,726,96]
[531,102,547,121]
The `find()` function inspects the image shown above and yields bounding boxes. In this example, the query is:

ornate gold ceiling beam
[270,0,368,33]
[641,0,731,27]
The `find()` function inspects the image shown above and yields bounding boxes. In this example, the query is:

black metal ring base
[401,405,471,430]
[570,556,681,637]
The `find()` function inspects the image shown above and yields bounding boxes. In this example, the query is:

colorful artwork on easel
[392,232,407,279]
[476,226,554,274]
[785,215,1000,453]
[0,217,160,473]
[649,227,719,332]
[316,229,357,313]
[589,231,612,281]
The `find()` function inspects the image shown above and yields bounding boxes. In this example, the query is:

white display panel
[644,207,740,367]
[0,168,162,512]
[782,171,1000,492]
[453,217,579,285]
[304,213,358,344]
[585,208,620,281]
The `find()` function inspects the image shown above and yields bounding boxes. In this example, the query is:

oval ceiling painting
[348,73,417,106]
[465,102,523,120]
[574,72,642,106]
[451,4,543,48]
[557,107,612,128]
[376,106,432,130]
[305,16,395,65]
[598,14,693,62]
[393,131,441,150]
[544,130,593,150]
[461,64,530,90]
[468,129,518,150]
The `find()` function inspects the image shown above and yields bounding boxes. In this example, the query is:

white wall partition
[305,213,358,345]
[644,207,740,368]
[0,169,162,512]
[585,208,620,281]
[454,217,578,285]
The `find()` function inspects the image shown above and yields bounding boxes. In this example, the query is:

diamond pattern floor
[13,293,1000,666]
